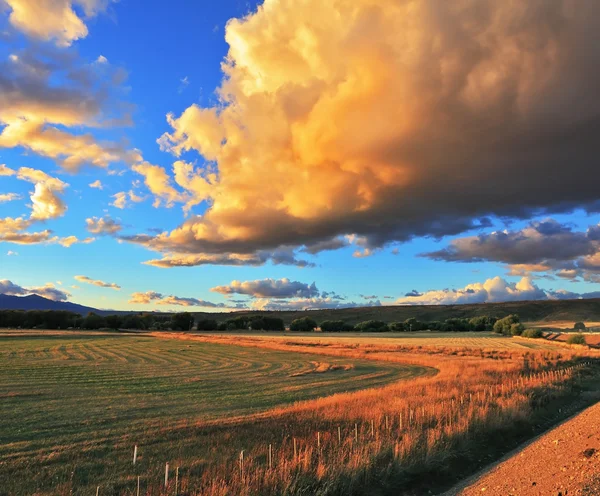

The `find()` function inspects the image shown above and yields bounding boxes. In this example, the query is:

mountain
[0,294,101,315]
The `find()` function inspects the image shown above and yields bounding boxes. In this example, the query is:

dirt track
[447,401,600,495]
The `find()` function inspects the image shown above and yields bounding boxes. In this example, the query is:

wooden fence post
[268,444,272,470]
[175,467,179,495]
[165,462,169,487]
[240,450,244,479]
[133,445,138,465]
[293,438,297,461]
[338,426,341,444]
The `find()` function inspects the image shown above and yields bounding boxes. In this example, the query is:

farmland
[0,332,423,495]
[1,330,600,495]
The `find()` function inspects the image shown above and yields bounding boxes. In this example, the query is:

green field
[0,332,427,494]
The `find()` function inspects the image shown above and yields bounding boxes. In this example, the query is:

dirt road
[447,401,600,495]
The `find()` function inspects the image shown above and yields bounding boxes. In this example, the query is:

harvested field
[1,331,599,495]
[196,330,572,350]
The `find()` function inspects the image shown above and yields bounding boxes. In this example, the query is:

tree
[354,320,389,332]
[388,322,405,332]
[82,312,106,330]
[493,314,521,335]
[404,318,424,331]
[574,322,586,331]
[105,315,122,330]
[171,312,194,331]
[196,319,218,331]
[510,322,524,336]
[289,317,317,332]
[320,320,353,332]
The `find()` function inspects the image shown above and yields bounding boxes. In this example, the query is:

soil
[447,401,600,495]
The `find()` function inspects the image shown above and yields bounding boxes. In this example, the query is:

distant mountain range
[0,294,105,315]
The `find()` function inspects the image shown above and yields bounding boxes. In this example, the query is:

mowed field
[197,331,572,350]
[0,332,425,495]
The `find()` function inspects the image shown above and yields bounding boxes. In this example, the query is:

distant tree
[262,316,285,331]
[567,333,587,345]
[171,312,194,331]
[289,317,318,332]
[404,318,423,331]
[105,315,122,330]
[354,320,389,332]
[82,312,106,330]
[225,317,249,330]
[320,320,353,332]
[574,322,586,331]
[196,319,218,331]
[122,314,145,330]
[493,315,521,335]
[388,322,405,332]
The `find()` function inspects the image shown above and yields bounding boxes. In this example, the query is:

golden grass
[136,332,600,495]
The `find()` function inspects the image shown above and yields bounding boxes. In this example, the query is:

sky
[1,0,600,313]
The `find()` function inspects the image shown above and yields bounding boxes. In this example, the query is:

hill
[191,298,600,325]
[0,294,103,315]
[2,293,600,324]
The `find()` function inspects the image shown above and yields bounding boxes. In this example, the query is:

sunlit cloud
[89,179,103,190]
[85,216,122,235]
[140,0,600,266]
[211,278,319,299]
[74,275,121,290]
[0,278,70,301]
[0,193,21,203]
[3,0,114,46]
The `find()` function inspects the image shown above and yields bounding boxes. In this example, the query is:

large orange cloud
[126,0,600,267]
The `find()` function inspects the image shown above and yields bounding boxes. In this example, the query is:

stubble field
[1,330,599,495]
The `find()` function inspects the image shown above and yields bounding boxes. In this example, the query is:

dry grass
[136,332,600,495]
[3,331,600,495]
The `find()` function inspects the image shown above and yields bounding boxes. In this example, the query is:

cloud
[0,46,140,172]
[138,0,600,266]
[395,276,550,306]
[58,235,94,247]
[0,279,70,301]
[251,297,380,311]
[128,291,163,304]
[0,193,21,203]
[128,290,240,309]
[423,219,600,282]
[6,250,18,256]
[116,240,313,268]
[132,162,185,208]
[74,275,121,290]
[85,216,122,235]
[111,190,144,209]
[3,0,113,46]
[211,278,319,299]
[89,179,103,190]
[423,220,595,265]
[12,167,68,221]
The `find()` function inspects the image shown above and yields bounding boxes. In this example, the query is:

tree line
[1,309,540,336]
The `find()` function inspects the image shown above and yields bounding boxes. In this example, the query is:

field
[0,332,424,495]
[193,331,573,350]
[1,330,600,495]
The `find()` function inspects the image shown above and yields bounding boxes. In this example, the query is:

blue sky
[1,0,599,311]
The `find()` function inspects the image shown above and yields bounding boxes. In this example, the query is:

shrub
[522,328,543,339]
[320,320,353,332]
[493,314,521,335]
[567,333,587,345]
[289,317,318,332]
[510,323,525,336]
[250,316,285,331]
[574,321,586,331]
[354,320,389,332]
